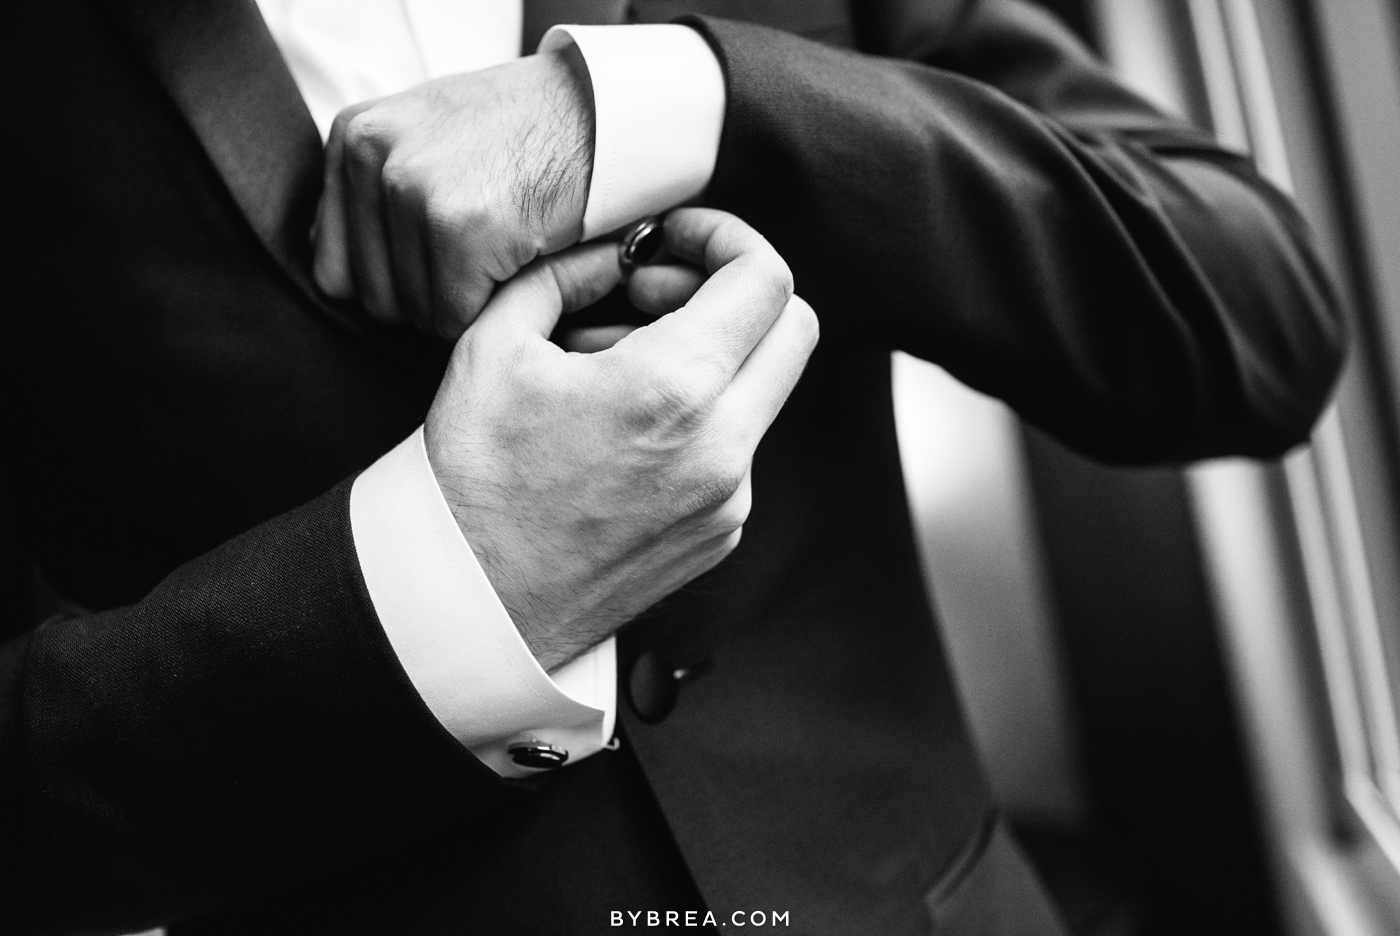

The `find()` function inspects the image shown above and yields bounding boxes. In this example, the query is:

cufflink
[619,216,665,274]
[508,740,570,770]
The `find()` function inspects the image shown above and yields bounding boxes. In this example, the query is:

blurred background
[898,2,1400,934]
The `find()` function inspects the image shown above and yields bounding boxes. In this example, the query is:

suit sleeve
[688,0,1345,463]
[0,480,515,936]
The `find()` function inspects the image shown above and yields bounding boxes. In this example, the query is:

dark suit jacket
[1,0,1343,933]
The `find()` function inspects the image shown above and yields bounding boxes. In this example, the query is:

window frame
[1095,1,1400,932]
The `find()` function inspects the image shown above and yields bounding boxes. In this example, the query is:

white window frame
[1096,1,1400,933]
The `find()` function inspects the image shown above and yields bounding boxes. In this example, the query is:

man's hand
[313,49,594,339]
[426,209,818,671]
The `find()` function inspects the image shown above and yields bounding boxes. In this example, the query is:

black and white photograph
[4,0,1398,933]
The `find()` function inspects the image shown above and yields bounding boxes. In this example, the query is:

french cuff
[350,427,617,779]
[541,23,725,240]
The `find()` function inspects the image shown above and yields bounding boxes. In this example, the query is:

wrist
[519,47,595,251]
[422,417,573,669]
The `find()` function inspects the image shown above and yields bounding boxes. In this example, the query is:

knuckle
[695,454,747,516]
[423,198,461,235]
[712,484,751,532]
[330,103,371,142]
[628,367,711,427]
[343,112,385,161]
[706,215,749,269]
[379,155,418,199]
[767,253,795,304]
[682,473,740,518]
[732,251,793,312]
[493,345,562,404]
[662,447,746,521]
[716,444,749,484]
[425,197,485,240]
[762,266,795,314]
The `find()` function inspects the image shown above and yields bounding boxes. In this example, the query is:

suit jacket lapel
[105,0,378,339]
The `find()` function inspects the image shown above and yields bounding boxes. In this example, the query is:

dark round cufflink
[619,216,665,274]
[507,740,570,770]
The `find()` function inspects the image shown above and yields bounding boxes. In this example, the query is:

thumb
[474,242,623,340]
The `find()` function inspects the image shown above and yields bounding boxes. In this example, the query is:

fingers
[344,123,400,323]
[660,207,782,277]
[474,242,623,341]
[558,324,638,353]
[385,187,432,328]
[713,294,820,452]
[627,265,705,316]
[315,102,416,326]
[627,209,793,384]
[313,102,377,300]
[554,260,702,354]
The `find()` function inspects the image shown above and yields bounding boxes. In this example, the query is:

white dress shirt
[252,0,725,778]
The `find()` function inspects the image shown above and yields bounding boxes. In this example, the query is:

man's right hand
[425,209,818,671]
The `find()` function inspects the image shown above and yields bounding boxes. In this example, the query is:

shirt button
[628,650,679,723]
[627,651,713,723]
[508,741,570,770]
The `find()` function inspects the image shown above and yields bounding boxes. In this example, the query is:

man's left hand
[312,49,595,339]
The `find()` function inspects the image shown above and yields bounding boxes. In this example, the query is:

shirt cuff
[541,24,725,240]
[349,427,617,778]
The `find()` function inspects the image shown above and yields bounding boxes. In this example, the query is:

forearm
[1,480,509,935]
[691,1,1344,463]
